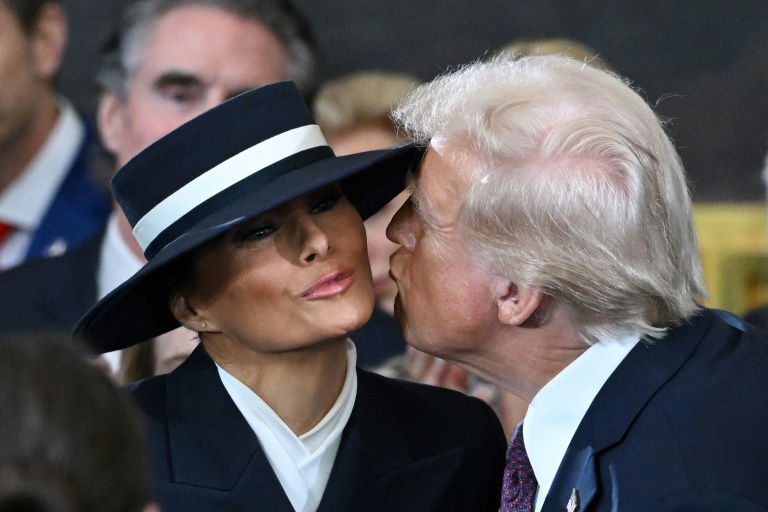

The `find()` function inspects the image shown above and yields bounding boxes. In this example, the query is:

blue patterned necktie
[500,420,538,511]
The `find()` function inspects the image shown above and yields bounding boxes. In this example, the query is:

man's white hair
[393,55,707,344]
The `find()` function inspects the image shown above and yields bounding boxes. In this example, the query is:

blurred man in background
[0,0,110,270]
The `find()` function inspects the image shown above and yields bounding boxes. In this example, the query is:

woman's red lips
[301,270,355,299]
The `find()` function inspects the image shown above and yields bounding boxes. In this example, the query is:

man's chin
[394,295,420,345]
[392,296,424,353]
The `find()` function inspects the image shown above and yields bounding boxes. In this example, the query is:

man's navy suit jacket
[130,344,507,511]
[541,308,768,512]
[0,227,101,334]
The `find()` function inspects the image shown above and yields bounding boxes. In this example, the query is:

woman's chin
[333,303,374,335]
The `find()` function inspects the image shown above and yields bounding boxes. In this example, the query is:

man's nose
[386,200,416,250]
[206,88,244,110]
[206,93,229,110]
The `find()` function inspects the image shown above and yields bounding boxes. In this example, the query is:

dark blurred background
[58,0,768,201]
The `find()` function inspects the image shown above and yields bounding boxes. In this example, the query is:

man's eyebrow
[405,169,422,214]
[153,71,204,89]
[405,167,440,229]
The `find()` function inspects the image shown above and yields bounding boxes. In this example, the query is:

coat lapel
[26,120,110,261]
[317,370,464,511]
[165,354,471,511]
[541,310,716,512]
[165,345,294,510]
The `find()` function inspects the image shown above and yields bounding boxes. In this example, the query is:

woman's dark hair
[0,335,154,512]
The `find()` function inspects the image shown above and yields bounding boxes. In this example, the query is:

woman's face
[178,185,375,353]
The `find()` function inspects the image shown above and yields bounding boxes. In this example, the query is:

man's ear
[97,92,125,156]
[30,3,67,79]
[495,281,547,326]
[170,293,215,333]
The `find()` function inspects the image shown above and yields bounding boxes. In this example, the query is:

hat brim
[74,143,423,353]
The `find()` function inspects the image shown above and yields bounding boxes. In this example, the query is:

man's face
[0,3,54,156]
[386,146,501,359]
[99,5,290,167]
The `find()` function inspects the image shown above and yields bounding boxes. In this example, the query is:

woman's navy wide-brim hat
[75,81,422,353]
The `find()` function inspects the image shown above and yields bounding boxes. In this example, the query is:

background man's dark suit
[0,227,102,334]
[131,344,507,511]
[351,306,406,369]
[541,309,768,511]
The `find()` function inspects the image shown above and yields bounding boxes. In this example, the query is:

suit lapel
[318,370,463,511]
[26,121,110,261]
[165,345,294,510]
[541,310,716,512]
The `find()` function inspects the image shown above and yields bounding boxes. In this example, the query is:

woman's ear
[495,281,547,326]
[170,293,214,333]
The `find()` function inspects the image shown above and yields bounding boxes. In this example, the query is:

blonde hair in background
[393,55,707,344]
[497,37,612,71]
[762,148,768,205]
[313,72,422,135]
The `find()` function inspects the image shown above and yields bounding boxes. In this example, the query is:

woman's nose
[297,216,330,263]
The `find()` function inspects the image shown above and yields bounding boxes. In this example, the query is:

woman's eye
[240,225,275,242]
[311,193,342,214]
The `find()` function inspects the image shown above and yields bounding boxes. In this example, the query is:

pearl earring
[201,322,207,329]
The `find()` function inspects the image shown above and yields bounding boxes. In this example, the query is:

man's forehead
[140,5,287,64]
[421,146,474,189]
[133,8,289,88]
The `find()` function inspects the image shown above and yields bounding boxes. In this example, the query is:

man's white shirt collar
[217,340,358,512]
[97,213,146,300]
[524,333,640,512]
[97,213,146,373]
[0,98,84,268]
[0,98,84,230]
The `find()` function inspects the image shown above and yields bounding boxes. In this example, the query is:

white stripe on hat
[132,124,328,251]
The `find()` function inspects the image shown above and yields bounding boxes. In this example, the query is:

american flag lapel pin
[566,488,579,512]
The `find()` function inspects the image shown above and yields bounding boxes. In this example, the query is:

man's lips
[301,270,355,299]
